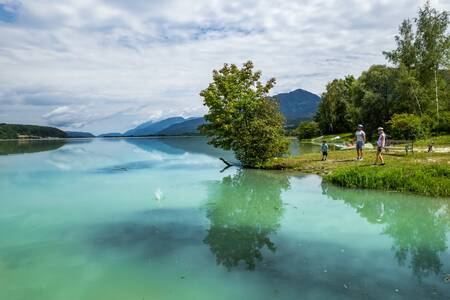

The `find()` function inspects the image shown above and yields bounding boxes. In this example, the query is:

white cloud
[0,0,448,133]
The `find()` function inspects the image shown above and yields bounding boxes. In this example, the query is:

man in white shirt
[354,124,366,160]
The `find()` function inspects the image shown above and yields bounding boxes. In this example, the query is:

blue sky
[0,0,448,134]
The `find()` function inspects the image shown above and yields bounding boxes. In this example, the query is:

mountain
[122,88,320,136]
[0,123,67,139]
[98,133,123,138]
[273,89,321,127]
[65,131,95,138]
[124,117,186,136]
[157,117,205,135]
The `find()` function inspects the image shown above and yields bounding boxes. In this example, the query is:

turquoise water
[0,138,449,300]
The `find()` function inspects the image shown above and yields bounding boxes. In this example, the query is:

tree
[200,61,289,167]
[315,76,355,134]
[384,1,450,118]
[296,121,320,140]
[352,65,398,137]
[383,19,417,69]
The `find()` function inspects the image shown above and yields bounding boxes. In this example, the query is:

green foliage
[295,121,320,140]
[433,111,450,133]
[0,124,67,139]
[387,113,431,140]
[315,76,355,133]
[315,2,449,137]
[200,61,289,167]
[353,65,399,136]
[325,164,450,197]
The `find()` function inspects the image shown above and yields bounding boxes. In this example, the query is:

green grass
[325,163,450,197]
[264,150,450,197]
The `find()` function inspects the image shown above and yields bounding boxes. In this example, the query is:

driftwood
[219,157,233,167]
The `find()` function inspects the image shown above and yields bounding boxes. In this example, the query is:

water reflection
[0,139,66,155]
[204,170,290,270]
[126,137,235,161]
[323,184,450,279]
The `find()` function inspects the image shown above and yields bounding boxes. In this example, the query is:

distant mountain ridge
[158,117,205,136]
[98,133,123,137]
[65,131,95,138]
[114,88,320,136]
[124,117,185,136]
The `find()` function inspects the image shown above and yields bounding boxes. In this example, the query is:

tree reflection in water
[323,184,450,279]
[204,170,290,270]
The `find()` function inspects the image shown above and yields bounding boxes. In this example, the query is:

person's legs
[357,141,364,160]
[379,150,384,164]
[375,147,384,164]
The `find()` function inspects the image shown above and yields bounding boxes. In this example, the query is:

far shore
[0,135,208,142]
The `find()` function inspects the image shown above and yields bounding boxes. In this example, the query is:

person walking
[354,124,366,160]
[321,140,329,161]
[374,127,386,165]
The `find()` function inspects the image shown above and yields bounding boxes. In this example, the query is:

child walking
[374,127,386,165]
[321,141,329,161]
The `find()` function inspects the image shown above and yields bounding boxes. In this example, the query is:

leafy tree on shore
[383,1,449,118]
[315,76,355,133]
[296,121,321,140]
[315,2,449,136]
[200,61,289,167]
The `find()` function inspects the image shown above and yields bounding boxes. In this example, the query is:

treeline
[302,2,449,140]
[0,124,67,139]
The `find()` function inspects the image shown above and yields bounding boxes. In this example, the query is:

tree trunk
[435,67,439,120]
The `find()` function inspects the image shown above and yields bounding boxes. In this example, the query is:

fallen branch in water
[219,157,233,167]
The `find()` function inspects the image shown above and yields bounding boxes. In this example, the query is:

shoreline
[0,135,208,142]
[263,150,450,197]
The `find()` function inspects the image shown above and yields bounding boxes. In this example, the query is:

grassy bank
[264,149,450,197]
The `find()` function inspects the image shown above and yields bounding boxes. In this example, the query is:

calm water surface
[0,138,449,300]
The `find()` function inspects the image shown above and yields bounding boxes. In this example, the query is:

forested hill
[0,124,67,139]
[273,89,321,127]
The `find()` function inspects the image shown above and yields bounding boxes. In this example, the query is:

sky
[0,0,449,134]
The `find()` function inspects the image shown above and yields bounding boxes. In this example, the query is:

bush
[433,111,450,133]
[296,121,320,140]
[387,113,431,140]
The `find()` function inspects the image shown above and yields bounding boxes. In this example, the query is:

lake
[0,137,449,300]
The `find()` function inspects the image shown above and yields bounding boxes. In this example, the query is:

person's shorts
[356,141,364,150]
[322,151,328,156]
[377,146,383,153]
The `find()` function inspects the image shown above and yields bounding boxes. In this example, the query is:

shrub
[296,121,321,140]
[433,111,450,133]
[387,113,430,140]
